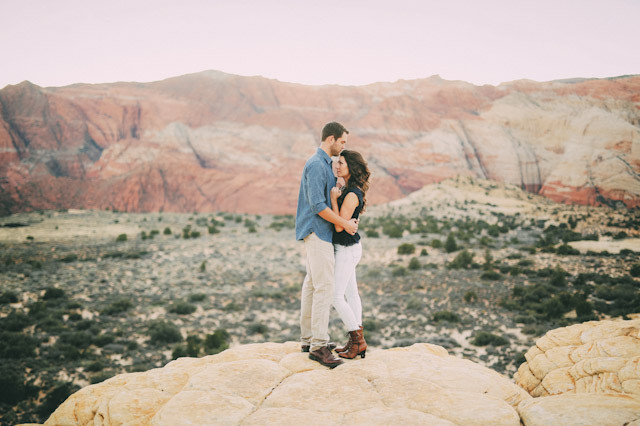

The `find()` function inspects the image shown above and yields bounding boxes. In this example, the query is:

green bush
[148,320,183,344]
[43,287,65,300]
[169,301,197,315]
[0,290,18,304]
[480,270,502,280]
[444,233,458,253]
[383,224,404,238]
[37,382,80,419]
[397,243,416,255]
[163,227,172,235]
[408,257,421,270]
[550,267,568,287]
[448,250,474,269]
[406,297,423,310]
[420,248,428,256]
[204,329,230,354]
[433,311,460,323]
[90,371,115,384]
[85,360,105,372]
[247,322,268,334]
[471,331,509,346]
[189,293,206,302]
[0,331,38,358]
[116,234,127,242]
[59,253,78,262]
[93,333,116,347]
[0,310,31,331]
[630,264,640,278]
[463,291,478,303]
[102,298,134,315]
[392,266,407,277]
[556,244,580,255]
[365,229,379,238]
[0,364,34,404]
[431,239,443,248]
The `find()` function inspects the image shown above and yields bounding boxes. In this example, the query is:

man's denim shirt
[295,148,336,243]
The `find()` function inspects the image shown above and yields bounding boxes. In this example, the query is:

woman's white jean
[333,242,363,332]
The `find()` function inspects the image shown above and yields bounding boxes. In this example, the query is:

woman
[330,149,370,359]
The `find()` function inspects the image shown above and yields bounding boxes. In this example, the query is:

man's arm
[318,208,358,235]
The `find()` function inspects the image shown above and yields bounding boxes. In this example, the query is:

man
[295,121,358,368]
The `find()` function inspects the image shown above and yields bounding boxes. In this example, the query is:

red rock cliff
[0,71,639,215]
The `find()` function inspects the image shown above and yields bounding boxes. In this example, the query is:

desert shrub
[444,233,458,253]
[630,264,640,278]
[0,331,38,359]
[204,329,230,354]
[517,259,534,267]
[556,244,580,255]
[362,318,381,332]
[59,253,78,262]
[190,230,201,238]
[169,301,197,315]
[448,250,474,269]
[59,331,93,350]
[163,227,172,235]
[433,311,460,323]
[514,314,536,324]
[43,287,65,300]
[575,298,596,319]
[247,322,268,334]
[93,333,116,347]
[521,325,544,336]
[420,248,428,256]
[90,371,115,384]
[116,233,127,242]
[200,261,206,272]
[480,270,502,280]
[431,239,443,248]
[0,310,31,332]
[614,231,628,240]
[392,266,407,277]
[189,293,207,302]
[85,360,105,372]
[541,297,565,319]
[365,229,379,238]
[406,297,423,310]
[471,331,509,346]
[102,298,133,315]
[463,291,478,303]
[0,290,18,304]
[37,382,80,420]
[488,225,500,237]
[208,226,219,234]
[550,267,568,287]
[408,257,421,270]
[0,364,35,404]
[383,224,404,238]
[148,320,183,344]
[397,243,416,255]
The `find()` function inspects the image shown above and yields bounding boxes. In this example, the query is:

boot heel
[359,350,366,358]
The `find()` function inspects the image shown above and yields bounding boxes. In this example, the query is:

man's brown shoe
[301,342,336,353]
[308,346,343,368]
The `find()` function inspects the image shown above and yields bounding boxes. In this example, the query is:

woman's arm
[333,192,359,233]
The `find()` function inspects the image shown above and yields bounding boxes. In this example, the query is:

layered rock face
[515,319,640,425]
[44,342,529,426]
[1,71,639,215]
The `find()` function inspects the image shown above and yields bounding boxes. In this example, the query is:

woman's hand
[330,186,342,200]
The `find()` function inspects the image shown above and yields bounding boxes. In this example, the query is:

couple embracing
[295,121,371,368]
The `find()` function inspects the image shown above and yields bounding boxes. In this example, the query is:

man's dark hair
[321,122,348,142]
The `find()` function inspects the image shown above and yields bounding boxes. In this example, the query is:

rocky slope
[1,71,639,215]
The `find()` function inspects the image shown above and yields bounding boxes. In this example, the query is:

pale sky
[1,0,639,89]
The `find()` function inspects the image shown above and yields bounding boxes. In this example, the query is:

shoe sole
[308,353,343,368]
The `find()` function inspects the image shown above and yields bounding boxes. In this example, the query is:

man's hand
[344,218,359,235]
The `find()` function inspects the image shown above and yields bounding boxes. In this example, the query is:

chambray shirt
[295,148,336,243]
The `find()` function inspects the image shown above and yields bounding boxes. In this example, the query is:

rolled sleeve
[305,162,330,213]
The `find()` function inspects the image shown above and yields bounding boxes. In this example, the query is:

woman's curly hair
[338,150,371,212]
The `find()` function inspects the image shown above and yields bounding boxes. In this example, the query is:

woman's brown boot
[338,328,367,359]
[335,325,363,353]
[334,332,352,354]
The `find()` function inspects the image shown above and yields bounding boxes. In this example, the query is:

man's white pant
[333,242,363,332]
[300,233,335,351]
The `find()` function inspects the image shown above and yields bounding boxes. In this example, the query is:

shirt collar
[316,147,332,164]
